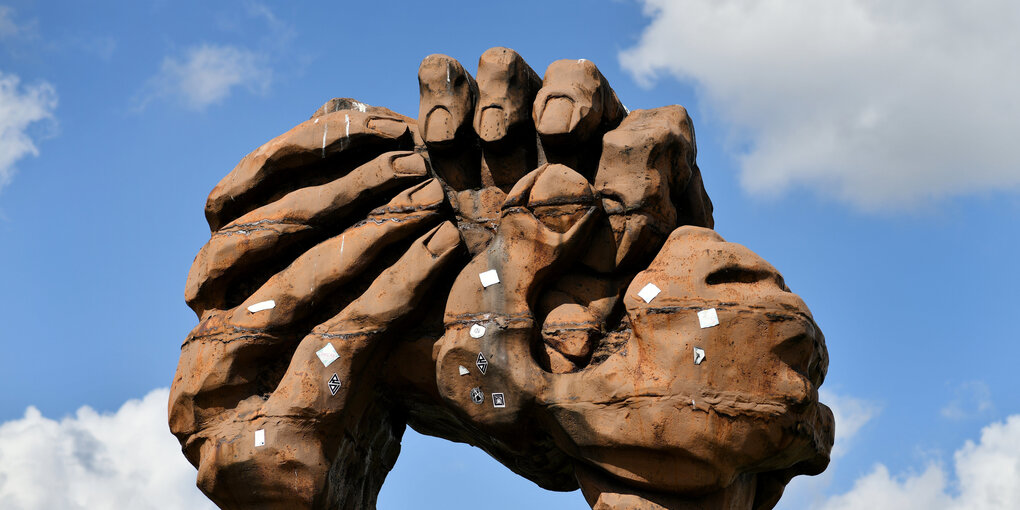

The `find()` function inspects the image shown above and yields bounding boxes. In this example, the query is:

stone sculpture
[170,47,834,510]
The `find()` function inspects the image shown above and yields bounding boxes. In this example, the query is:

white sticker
[316,343,340,367]
[458,365,470,376]
[470,387,484,404]
[637,283,661,303]
[492,393,506,408]
[478,269,500,287]
[469,324,486,338]
[247,300,276,313]
[693,346,706,365]
[254,429,265,447]
[698,308,719,328]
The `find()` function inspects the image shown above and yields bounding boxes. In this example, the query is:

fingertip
[418,54,477,147]
[424,221,462,257]
[391,152,428,177]
[528,163,594,206]
[533,58,625,144]
[474,47,540,144]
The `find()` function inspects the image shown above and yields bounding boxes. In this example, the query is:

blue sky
[0,1,1018,509]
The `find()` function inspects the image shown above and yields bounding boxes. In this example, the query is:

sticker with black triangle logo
[328,373,341,396]
[492,392,506,408]
[476,353,488,375]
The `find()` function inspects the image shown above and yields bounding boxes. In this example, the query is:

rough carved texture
[170,47,834,510]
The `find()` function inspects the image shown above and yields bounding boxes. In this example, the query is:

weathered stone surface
[170,47,833,510]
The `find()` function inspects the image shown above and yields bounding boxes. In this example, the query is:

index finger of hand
[185,151,430,316]
[205,107,412,231]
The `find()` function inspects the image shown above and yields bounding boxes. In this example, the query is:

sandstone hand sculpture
[170,47,834,510]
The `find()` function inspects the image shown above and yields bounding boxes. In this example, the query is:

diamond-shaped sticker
[328,373,341,395]
[476,353,488,375]
[637,283,661,303]
[693,346,706,365]
[698,308,719,328]
[478,269,500,287]
[470,387,484,405]
[316,343,340,367]
[492,392,506,408]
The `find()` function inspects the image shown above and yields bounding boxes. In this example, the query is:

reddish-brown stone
[170,47,833,510]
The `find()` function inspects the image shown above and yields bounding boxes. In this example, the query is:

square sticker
[637,283,661,303]
[478,270,500,288]
[698,308,719,328]
[316,343,340,367]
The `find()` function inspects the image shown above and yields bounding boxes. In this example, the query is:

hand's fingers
[171,181,447,439]
[474,47,543,191]
[318,220,462,335]
[229,179,448,330]
[532,58,627,174]
[418,54,480,190]
[225,223,459,502]
[436,166,597,428]
[169,314,288,440]
[502,163,596,235]
[418,55,477,146]
[474,48,541,143]
[261,221,463,419]
[205,106,412,231]
[226,151,428,229]
[445,164,598,319]
[185,152,430,315]
[590,105,699,270]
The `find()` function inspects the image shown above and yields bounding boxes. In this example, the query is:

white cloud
[815,414,1020,510]
[821,390,879,458]
[0,7,18,38]
[941,380,994,420]
[0,388,214,510]
[620,0,1020,209]
[777,390,879,509]
[143,44,271,111]
[0,6,33,40]
[0,72,57,193]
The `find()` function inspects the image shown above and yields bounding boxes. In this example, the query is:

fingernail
[406,178,445,204]
[537,97,575,135]
[425,221,461,256]
[392,153,427,177]
[377,179,444,212]
[528,164,594,206]
[425,108,456,143]
[477,106,507,142]
[367,117,408,138]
